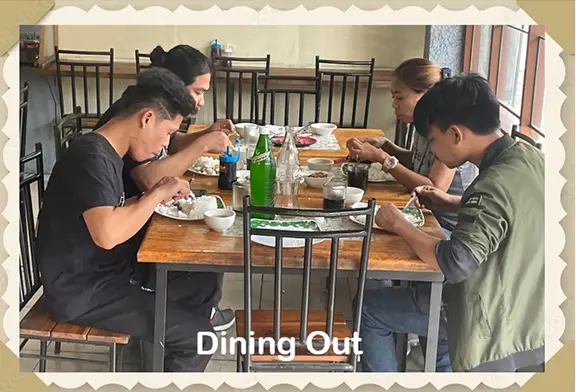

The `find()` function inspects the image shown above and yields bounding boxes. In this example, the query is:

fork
[402,195,417,212]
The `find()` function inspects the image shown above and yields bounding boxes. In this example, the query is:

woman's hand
[348,139,390,163]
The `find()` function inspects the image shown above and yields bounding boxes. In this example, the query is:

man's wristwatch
[382,156,399,172]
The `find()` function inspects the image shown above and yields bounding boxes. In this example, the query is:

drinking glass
[322,178,347,210]
[347,162,369,191]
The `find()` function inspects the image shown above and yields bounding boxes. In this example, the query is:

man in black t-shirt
[35,68,218,372]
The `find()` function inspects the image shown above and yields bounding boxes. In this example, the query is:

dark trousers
[69,272,220,372]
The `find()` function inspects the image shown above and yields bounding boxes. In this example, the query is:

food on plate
[156,195,219,220]
[308,171,329,178]
[368,162,395,182]
[190,156,219,175]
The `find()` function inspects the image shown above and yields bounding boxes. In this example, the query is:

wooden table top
[137,128,443,275]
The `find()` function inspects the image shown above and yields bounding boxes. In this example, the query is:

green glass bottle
[250,127,276,219]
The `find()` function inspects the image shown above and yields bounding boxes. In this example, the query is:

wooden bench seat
[20,296,130,345]
[235,309,351,362]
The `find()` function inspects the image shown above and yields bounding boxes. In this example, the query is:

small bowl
[204,209,236,232]
[311,123,337,136]
[307,158,334,172]
[303,171,335,188]
[235,123,257,139]
[345,187,365,206]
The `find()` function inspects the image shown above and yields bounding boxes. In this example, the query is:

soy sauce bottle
[218,145,239,190]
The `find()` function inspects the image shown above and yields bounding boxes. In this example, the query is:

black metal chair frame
[394,121,416,150]
[134,49,152,74]
[315,57,375,129]
[18,144,131,372]
[211,55,271,124]
[20,82,30,161]
[511,125,543,150]
[238,196,376,372]
[255,74,319,127]
[53,106,84,162]
[54,46,114,120]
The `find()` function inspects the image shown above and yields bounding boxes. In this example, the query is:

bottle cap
[220,146,239,163]
[211,39,221,49]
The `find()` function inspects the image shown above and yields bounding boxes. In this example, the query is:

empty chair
[255,74,319,127]
[237,196,376,372]
[53,106,84,162]
[315,56,376,128]
[511,125,543,150]
[211,55,271,124]
[134,49,152,74]
[54,46,114,123]
[20,82,30,160]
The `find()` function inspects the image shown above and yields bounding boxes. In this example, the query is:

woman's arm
[381,139,414,168]
[386,158,456,193]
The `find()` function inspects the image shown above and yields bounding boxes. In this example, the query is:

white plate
[349,202,425,230]
[155,195,226,221]
[250,219,325,248]
[188,156,220,176]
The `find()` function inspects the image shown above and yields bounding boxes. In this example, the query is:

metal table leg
[153,264,168,372]
[424,281,443,372]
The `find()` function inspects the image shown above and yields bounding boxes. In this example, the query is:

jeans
[359,279,452,372]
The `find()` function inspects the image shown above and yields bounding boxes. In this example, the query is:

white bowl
[345,187,365,206]
[311,123,337,136]
[307,158,334,172]
[235,123,257,139]
[204,209,236,232]
[303,171,335,188]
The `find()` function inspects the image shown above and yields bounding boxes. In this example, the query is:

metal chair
[315,56,376,128]
[237,196,376,372]
[54,46,114,121]
[394,121,416,150]
[20,82,30,160]
[211,55,271,124]
[511,125,543,150]
[134,49,152,74]
[53,106,84,162]
[255,74,319,127]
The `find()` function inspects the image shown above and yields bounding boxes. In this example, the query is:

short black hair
[413,73,501,137]
[150,44,212,86]
[115,67,196,121]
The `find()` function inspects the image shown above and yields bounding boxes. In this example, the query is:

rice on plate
[189,156,219,176]
[156,195,221,220]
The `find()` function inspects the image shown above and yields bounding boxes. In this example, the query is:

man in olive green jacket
[360,74,544,372]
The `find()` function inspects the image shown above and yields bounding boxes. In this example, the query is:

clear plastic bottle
[275,127,302,208]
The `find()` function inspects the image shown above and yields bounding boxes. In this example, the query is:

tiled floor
[19,176,424,373]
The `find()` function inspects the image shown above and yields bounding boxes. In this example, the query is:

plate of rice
[189,156,219,176]
[348,202,424,231]
[155,194,226,221]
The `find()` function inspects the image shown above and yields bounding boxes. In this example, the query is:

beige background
[55,25,426,131]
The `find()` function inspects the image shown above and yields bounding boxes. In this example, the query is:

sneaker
[210,307,236,332]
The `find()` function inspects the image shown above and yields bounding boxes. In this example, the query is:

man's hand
[151,177,191,204]
[207,119,236,136]
[196,131,234,154]
[374,204,406,233]
[348,139,390,163]
[411,185,460,213]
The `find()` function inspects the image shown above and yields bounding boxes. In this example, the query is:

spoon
[402,195,417,212]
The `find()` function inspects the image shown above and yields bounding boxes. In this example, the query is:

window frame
[463,24,545,145]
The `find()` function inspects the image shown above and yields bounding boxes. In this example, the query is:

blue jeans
[359,279,452,372]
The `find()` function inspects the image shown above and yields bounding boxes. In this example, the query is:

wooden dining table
[137,127,445,373]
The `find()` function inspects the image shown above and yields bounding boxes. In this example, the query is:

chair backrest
[20,82,30,159]
[511,125,543,150]
[315,57,376,129]
[255,74,319,127]
[54,46,115,119]
[135,49,152,74]
[20,143,45,310]
[394,121,415,149]
[241,196,376,372]
[211,55,271,124]
[53,106,84,162]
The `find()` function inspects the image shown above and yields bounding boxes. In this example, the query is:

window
[463,25,545,149]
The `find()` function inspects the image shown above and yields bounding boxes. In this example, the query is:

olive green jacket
[446,134,544,371]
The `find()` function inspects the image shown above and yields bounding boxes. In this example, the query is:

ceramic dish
[250,219,326,248]
[155,195,226,221]
[349,202,425,230]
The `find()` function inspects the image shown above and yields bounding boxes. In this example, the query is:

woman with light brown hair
[347,58,478,236]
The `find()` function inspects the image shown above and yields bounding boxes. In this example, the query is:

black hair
[149,44,212,86]
[115,67,196,121]
[413,73,501,137]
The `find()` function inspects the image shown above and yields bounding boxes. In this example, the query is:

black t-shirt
[35,132,141,322]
